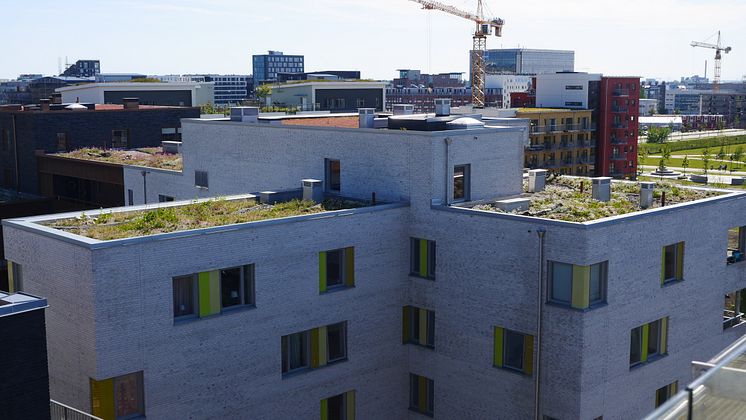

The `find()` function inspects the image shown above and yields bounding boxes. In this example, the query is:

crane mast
[691,31,732,92]
[408,0,504,108]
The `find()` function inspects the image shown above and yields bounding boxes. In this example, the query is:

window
[409,373,434,417]
[90,371,144,419]
[161,127,180,142]
[453,164,470,202]
[548,261,607,309]
[195,170,209,189]
[565,101,582,107]
[630,317,668,367]
[727,226,746,264]
[402,306,435,348]
[494,327,533,375]
[6,261,22,293]
[111,129,129,149]
[56,132,69,152]
[127,189,134,206]
[655,381,678,408]
[172,264,255,320]
[321,390,356,420]
[325,159,341,193]
[565,85,583,90]
[158,194,174,203]
[410,238,436,279]
[723,289,745,329]
[319,247,354,292]
[281,321,347,375]
[661,242,684,284]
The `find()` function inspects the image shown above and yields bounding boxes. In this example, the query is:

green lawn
[640,156,744,171]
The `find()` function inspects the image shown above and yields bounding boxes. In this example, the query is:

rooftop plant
[57,147,182,170]
[42,198,365,240]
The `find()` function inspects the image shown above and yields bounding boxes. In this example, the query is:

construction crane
[691,31,732,91]
[408,0,504,108]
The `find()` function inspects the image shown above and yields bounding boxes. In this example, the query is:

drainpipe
[141,170,148,204]
[444,137,452,205]
[11,114,19,191]
[535,227,546,420]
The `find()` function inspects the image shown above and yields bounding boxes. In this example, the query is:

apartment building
[252,50,304,89]
[5,107,746,419]
[536,73,641,179]
[519,108,595,176]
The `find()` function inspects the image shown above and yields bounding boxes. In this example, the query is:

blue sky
[2,0,745,82]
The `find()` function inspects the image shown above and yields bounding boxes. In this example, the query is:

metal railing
[612,123,629,129]
[610,137,628,145]
[611,154,627,161]
[612,106,629,113]
[50,400,103,420]
[723,310,744,330]
[613,88,630,96]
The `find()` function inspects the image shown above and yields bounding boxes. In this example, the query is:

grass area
[640,135,746,154]
[640,157,744,172]
[42,198,366,240]
[637,175,742,191]
[468,177,722,222]
[57,148,182,170]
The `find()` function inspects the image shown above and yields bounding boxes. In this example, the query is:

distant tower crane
[691,31,732,91]
[408,0,504,108]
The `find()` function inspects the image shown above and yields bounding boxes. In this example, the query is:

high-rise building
[252,51,304,89]
[535,73,641,179]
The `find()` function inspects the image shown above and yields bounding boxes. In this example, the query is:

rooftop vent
[591,177,612,202]
[528,169,548,193]
[123,98,140,110]
[358,108,375,128]
[64,103,88,111]
[302,179,323,203]
[230,107,259,123]
[393,104,414,116]
[446,117,484,130]
[161,141,182,154]
[434,98,451,116]
[50,93,62,104]
[495,198,530,212]
[39,99,50,112]
[639,182,655,209]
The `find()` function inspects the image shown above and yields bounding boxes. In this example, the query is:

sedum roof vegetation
[42,198,366,240]
[56,147,182,170]
[471,176,724,222]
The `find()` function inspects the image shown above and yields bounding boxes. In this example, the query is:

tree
[255,84,272,104]
[702,148,711,176]
[717,146,726,161]
[682,155,690,174]
[658,146,671,172]
[647,126,671,144]
[734,147,744,163]
[637,147,649,175]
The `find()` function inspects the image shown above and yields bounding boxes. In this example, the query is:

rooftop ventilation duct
[434,98,451,116]
[639,182,655,209]
[528,169,548,193]
[302,179,323,203]
[358,108,375,128]
[591,177,612,202]
[392,104,414,116]
[230,107,259,123]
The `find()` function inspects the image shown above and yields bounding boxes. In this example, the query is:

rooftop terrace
[457,176,726,223]
[54,147,182,170]
[39,197,368,240]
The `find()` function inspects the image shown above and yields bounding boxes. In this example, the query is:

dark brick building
[0,292,50,420]
[0,101,199,195]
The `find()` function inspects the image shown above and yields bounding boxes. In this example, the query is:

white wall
[536,73,602,109]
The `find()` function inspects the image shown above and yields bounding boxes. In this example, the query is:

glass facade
[252,52,305,88]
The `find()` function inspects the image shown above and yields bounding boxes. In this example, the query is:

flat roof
[0,292,48,318]
[35,195,373,241]
[52,147,182,171]
[454,177,731,223]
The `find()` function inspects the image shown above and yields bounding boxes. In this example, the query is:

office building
[157,75,251,106]
[61,60,101,78]
[252,50,304,88]
[6,104,746,419]
[664,89,746,128]
[56,82,214,107]
[278,71,361,83]
[485,74,532,108]
[536,73,641,179]
[473,49,574,81]
[269,81,386,112]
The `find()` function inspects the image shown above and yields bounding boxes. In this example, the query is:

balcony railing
[576,156,595,165]
[723,309,745,330]
[613,88,630,97]
[612,123,629,129]
[531,123,596,134]
[51,400,103,420]
[611,154,627,161]
[612,106,629,113]
[610,137,628,145]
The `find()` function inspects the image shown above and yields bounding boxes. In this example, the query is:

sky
[1,0,745,83]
